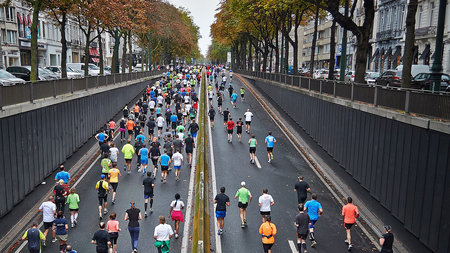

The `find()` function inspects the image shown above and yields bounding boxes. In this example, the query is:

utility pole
[430,0,447,92]
[339,0,349,81]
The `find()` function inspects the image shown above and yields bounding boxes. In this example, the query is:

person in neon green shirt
[176,123,185,133]
[66,188,80,227]
[100,155,112,176]
[248,134,258,164]
[121,140,135,174]
[235,181,252,228]
[21,223,45,251]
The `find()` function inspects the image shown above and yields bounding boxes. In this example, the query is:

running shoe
[241,223,245,228]
[145,212,148,218]
[103,209,108,215]
[150,208,153,213]
[348,244,353,251]
[52,238,57,243]
[311,241,317,248]
[175,234,179,239]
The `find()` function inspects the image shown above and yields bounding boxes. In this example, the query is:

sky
[168,0,221,56]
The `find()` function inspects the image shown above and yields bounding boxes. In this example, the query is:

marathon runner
[235,181,252,228]
[305,193,323,247]
[248,134,258,164]
[265,131,276,163]
[295,203,310,253]
[214,186,230,236]
[108,163,121,204]
[142,172,155,217]
[244,109,253,133]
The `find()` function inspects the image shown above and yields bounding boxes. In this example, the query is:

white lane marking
[254,156,262,169]
[288,240,298,253]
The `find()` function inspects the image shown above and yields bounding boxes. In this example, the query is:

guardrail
[0,70,164,109]
[235,70,450,120]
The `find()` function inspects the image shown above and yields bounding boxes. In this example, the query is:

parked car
[375,69,402,87]
[67,63,101,76]
[6,66,56,81]
[46,66,83,79]
[395,64,430,78]
[0,69,26,86]
[39,68,59,80]
[411,72,450,91]
[365,72,380,85]
[344,71,355,83]
[333,69,341,80]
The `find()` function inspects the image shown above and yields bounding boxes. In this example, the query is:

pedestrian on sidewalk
[294,176,311,204]
[214,186,230,235]
[265,131,276,163]
[235,181,252,228]
[66,188,80,227]
[121,140,135,174]
[305,193,323,248]
[54,179,67,212]
[168,193,185,239]
[259,215,277,253]
[21,223,45,253]
[342,197,359,251]
[154,216,174,253]
[96,174,110,220]
[52,211,69,252]
[124,201,142,252]
[55,165,70,183]
[295,203,310,253]
[38,196,56,245]
[143,171,155,217]
[91,221,111,253]
[379,225,394,253]
[258,188,275,223]
[107,212,121,253]
[108,163,121,204]
[248,134,258,164]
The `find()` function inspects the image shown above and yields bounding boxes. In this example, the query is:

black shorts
[297,232,309,240]
[238,202,248,209]
[109,232,118,244]
[227,129,233,134]
[263,243,273,251]
[218,102,222,106]
[223,118,228,122]
[171,122,177,129]
[344,223,354,229]
[267,147,273,152]
[110,183,118,192]
[161,166,169,171]
[158,126,163,131]
[98,196,107,205]
[44,222,53,230]
[148,129,154,135]
[128,130,133,135]
[241,94,244,97]
[209,117,215,121]
[260,211,271,216]
[236,128,242,134]
[69,208,79,212]
[246,121,251,125]
[152,158,159,166]
[249,147,256,154]
[186,148,193,154]
[298,196,307,204]
[125,158,132,163]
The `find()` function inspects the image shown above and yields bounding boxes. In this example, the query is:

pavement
[208,73,377,253]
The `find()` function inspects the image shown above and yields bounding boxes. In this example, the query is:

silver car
[0,69,26,86]
[365,72,380,85]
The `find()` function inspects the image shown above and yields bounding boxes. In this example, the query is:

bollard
[53,79,57,98]
[374,86,379,106]
[405,90,410,113]
[29,82,34,102]
[71,78,74,94]
[319,80,323,94]
[351,83,354,101]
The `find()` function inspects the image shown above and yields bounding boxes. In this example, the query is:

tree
[310,1,320,76]
[328,18,337,80]
[401,0,418,88]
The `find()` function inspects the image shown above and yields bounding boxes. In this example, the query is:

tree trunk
[269,47,273,72]
[284,32,289,73]
[310,2,319,76]
[60,12,67,79]
[248,41,253,71]
[128,34,133,73]
[354,32,370,83]
[242,39,247,69]
[293,27,299,75]
[121,33,127,73]
[262,50,269,73]
[401,0,419,88]
[84,31,90,77]
[275,32,280,73]
[97,27,104,75]
[30,0,42,82]
[112,29,120,74]
[328,19,337,80]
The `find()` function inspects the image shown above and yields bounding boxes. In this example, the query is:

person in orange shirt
[126,119,135,142]
[133,104,140,118]
[342,197,359,251]
[259,215,277,253]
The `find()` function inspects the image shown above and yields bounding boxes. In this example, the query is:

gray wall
[0,78,155,217]
[247,77,450,253]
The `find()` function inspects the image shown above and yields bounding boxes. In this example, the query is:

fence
[0,70,163,109]
[235,70,450,120]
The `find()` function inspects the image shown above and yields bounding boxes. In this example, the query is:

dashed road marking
[254,156,262,168]
[288,240,298,253]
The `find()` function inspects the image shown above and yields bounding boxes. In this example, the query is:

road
[208,72,376,253]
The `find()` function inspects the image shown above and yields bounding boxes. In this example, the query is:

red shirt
[227,121,235,130]
[342,203,359,224]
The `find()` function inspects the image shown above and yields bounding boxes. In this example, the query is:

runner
[119,118,126,142]
[126,118,135,142]
[66,188,80,228]
[184,134,195,166]
[236,118,243,142]
[248,134,258,164]
[187,119,199,140]
[123,105,129,119]
[153,216,174,253]
[146,116,156,141]
[223,114,234,142]
[294,176,311,204]
[54,180,67,212]
[259,215,277,253]
[100,154,112,179]
[156,114,165,138]
[208,107,216,128]
[380,225,394,253]
[231,91,238,108]
[168,193,184,239]
[265,131,276,163]
[96,175,110,220]
[121,140,135,174]
[138,144,149,174]
[342,197,359,251]
[124,201,142,253]
[133,103,140,118]
[234,181,252,228]
[108,119,116,139]
[214,186,230,236]
[100,141,111,157]
[244,109,253,133]
[21,223,45,253]
[223,108,230,128]
[295,203,310,253]
[91,222,111,253]
[150,142,161,179]
[95,130,109,147]
[258,188,275,223]
[55,165,70,184]
[217,95,223,113]
[142,171,155,217]
[65,245,77,253]
[38,196,56,245]
[305,193,323,247]
[172,149,184,181]
[109,143,119,164]
[108,163,121,204]
[159,150,171,183]
[170,112,179,135]
[240,87,245,101]
[52,211,69,252]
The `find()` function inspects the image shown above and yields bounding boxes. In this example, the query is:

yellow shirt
[108,169,121,183]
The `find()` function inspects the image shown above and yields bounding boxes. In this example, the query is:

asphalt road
[208,72,377,253]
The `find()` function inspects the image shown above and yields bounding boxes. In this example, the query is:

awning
[89,48,99,57]
[17,13,23,24]
[419,44,430,60]
[91,57,99,63]
[371,48,379,62]
[23,14,27,26]
[27,15,31,26]
[385,47,392,56]
[392,47,401,59]
[380,48,385,59]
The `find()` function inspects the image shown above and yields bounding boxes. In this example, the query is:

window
[386,8,390,30]
[42,21,45,38]
[392,7,397,29]
[1,29,6,42]
[379,11,384,32]
[7,30,17,44]
[5,7,15,22]
[417,5,423,28]
[429,2,434,26]
[0,7,4,20]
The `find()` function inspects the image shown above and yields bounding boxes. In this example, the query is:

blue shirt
[55,171,70,183]
[156,108,161,114]
[231,93,238,101]
[98,133,106,142]
[53,218,68,235]
[150,91,155,98]
[140,148,148,159]
[170,115,178,122]
[160,154,170,166]
[136,134,146,143]
[305,200,322,221]
[265,135,276,148]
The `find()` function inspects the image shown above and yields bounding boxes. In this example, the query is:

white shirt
[149,100,156,109]
[185,104,192,112]
[184,96,191,104]
[157,96,164,104]
[109,147,119,162]
[177,132,185,140]
[244,111,253,122]
[39,201,56,222]
[170,200,185,211]
[154,224,174,241]
[222,76,227,82]
[156,116,165,127]
[172,152,183,166]
[258,194,274,212]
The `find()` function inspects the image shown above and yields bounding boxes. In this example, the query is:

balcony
[376,29,403,41]
[415,26,436,37]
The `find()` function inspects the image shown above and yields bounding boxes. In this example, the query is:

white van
[67,63,101,76]
[395,64,430,78]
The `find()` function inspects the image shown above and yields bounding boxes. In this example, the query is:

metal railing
[235,70,450,120]
[0,70,163,109]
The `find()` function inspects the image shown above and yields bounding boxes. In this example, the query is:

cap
[241,181,246,186]
[100,174,105,179]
